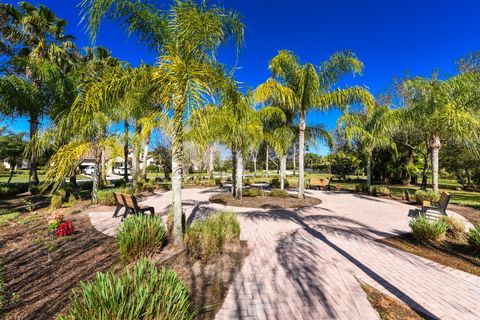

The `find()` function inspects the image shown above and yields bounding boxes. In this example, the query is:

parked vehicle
[84,166,95,175]
[113,167,131,175]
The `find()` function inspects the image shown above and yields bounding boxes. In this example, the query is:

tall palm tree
[400,73,480,191]
[81,0,244,244]
[256,50,374,198]
[338,104,396,192]
[0,2,77,188]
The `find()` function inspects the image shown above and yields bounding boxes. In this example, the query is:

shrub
[372,186,390,197]
[414,190,440,203]
[270,189,289,198]
[409,214,449,242]
[270,177,289,188]
[57,221,74,237]
[184,212,240,260]
[438,216,465,240]
[29,185,40,195]
[50,195,63,210]
[146,164,159,173]
[142,181,155,193]
[242,188,262,197]
[467,225,480,251]
[59,258,194,320]
[355,184,368,193]
[116,215,167,262]
[48,220,62,232]
[97,187,133,206]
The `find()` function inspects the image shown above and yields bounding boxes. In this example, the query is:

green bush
[116,215,167,262]
[142,181,155,193]
[242,188,262,197]
[48,220,62,231]
[372,186,390,197]
[146,164,159,173]
[29,185,41,195]
[270,177,289,188]
[59,258,194,320]
[270,189,289,198]
[409,214,449,242]
[355,184,368,193]
[438,216,465,240]
[50,195,63,210]
[97,187,133,206]
[184,212,240,260]
[467,225,480,251]
[414,190,440,203]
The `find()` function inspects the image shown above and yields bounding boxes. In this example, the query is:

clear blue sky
[4,0,480,154]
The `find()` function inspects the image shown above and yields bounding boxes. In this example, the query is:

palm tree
[0,2,77,188]
[338,104,396,192]
[81,0,244,244]
[400,73,480,192]
[0,132,27,184]
[256,50,373,198]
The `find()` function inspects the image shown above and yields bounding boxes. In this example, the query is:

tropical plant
[409,214,449,242]
[116,215,167,262]
[255,50,373,198]
[0,132,27,184]
[80,0,244,244]
[59,258,194,320]
[400,73,480,191]
[467,225,480,251]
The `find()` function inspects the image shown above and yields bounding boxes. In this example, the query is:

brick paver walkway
[86,189,480,320]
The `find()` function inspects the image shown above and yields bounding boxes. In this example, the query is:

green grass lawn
[0,174,91,183]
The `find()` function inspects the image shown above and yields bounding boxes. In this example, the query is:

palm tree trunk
[123,120,129,182]
[429,134,441,192]
[298,112,306,199]
[208,144,214,179]
[28,112,40,189]
[265,144,269,175]
[280,155,287,190]
[142,133,150,180]
[293,144,296,176]
[131,122,141,190]
[366,155,372,193]
[101,148,107,187]
[235,148,243,200]
[253,153,257,177]
[7,160,15,184]
[92,148,102,203]
[171,106,184,246]
[231,143,237,197]
[421,153,430,190]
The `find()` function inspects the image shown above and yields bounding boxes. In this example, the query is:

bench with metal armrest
[421,191,451,215]
[113,192,155,219]
[307,178,331,190]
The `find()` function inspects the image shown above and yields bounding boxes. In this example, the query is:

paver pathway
[86,189,480,320]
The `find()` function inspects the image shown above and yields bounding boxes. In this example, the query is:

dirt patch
[209,194,322,209]
[359,281,427,320]
[378,233,480,277]
[0,208,119,319]
[152,241,249,319]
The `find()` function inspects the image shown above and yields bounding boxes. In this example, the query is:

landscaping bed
[359,281,428,320]
[378,233,480,276]
[209,193,322,209]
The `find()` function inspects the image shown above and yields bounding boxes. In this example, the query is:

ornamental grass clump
[467,225,480,251]
[438,216,465,240]
[242,188,262,197]
[116,215,167,262]
[59,258,194,320]
[270,189,289,198]
[409,214,449,242]
[184,212,240,260]
[414,190,440,203]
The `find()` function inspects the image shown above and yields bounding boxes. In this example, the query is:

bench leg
[112,205,121,218]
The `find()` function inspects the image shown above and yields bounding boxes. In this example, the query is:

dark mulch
[154,242,249,320]
[359,281,427,320]
[209,194,322,209]
[378,233,480,276]
[0,208,119,320]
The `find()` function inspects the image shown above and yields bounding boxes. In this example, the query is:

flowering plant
[57,221,74,237]
[48,213,64,224]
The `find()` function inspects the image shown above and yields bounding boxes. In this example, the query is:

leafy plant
[438,216,465,240]
[414,190,440,203]
[116,215,167,262]
[467,225,480,251]
[59,258,194,320]
[242,188,262,197]
[372,186,390,197]
[49,195,63,210]
[355,184,368,193]
[48,220,62,232]
[270,189,289,198]
[409,214,449,242]
[0,209,20,227]
[184,212,240,260]
[96,187,133,206]
[57,221,74,237]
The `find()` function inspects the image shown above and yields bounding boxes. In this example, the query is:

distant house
[1,158,29,170]
[79,150,156,175]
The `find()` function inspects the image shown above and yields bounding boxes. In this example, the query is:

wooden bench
[307,178,330,190]
[112,192,127,218]
[116,192,155,219]
[421,191,451,215]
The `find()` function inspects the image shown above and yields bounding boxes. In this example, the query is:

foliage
[0,209,20,227]
[270,189,289,198]
[438,216,465,240]
[57,221,74,237]
[414,190,440,203]
[50,194,64,210]
[48,220,62,232]
[116,215,167,262]
[409,214,449,242]
[184,212,240,260]
[242,188,263,197]
[59,258,193,320]
[96,187,133,206]
[467,225,480,251]
[355,183,368,193]
[372,186,390,197]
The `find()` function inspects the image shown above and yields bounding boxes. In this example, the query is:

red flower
[56,221,74,237]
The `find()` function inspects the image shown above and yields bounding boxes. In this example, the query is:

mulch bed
[359,281,427,320]
[378,234,480,277]
[209,194,322,209]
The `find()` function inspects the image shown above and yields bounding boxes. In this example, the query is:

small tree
[0,133,27,184]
